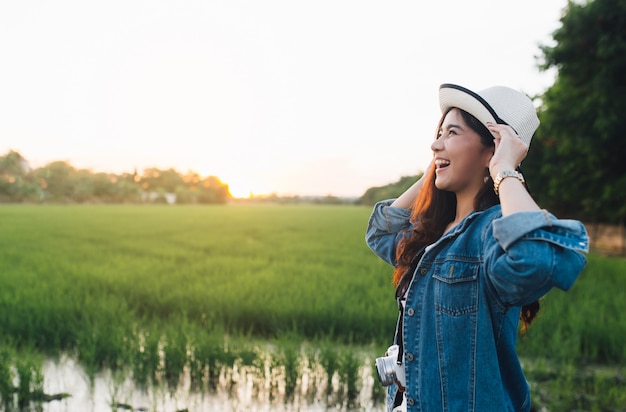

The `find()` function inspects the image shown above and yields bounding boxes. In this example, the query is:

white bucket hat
[438,83,540,147]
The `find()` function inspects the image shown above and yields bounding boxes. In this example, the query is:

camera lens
[375,356,397,387]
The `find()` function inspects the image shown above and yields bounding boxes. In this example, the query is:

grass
[517,253,626,364]
[0,204,624,410]
[0,205,395,346]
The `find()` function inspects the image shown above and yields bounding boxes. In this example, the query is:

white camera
[375,344,406,388]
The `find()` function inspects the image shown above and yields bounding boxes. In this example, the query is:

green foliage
[0,205,624,410]
[15,353,44,410]
[0,346,50,411]
[0,150,230,204]
[272,333,302,399]
[0,347,14,410]
[0,150,41,202]
[0,205,395,348]
[337,348,362,407]
[523,359,626,411]
[526,0,626,223]
[517,253,626,364]
[358,174,422,206]
[1,205,623,362]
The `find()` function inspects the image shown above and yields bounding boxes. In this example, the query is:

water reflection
[40,356,383,412]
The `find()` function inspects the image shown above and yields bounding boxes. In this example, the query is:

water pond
[34,356,383,412]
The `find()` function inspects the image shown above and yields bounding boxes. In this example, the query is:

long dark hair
[393,108,539,331]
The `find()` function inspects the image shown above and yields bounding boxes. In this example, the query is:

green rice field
[0,204,624,411]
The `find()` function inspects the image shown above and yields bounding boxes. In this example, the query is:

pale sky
[0,0,566,198]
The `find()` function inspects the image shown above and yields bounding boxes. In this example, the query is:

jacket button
[406,308,415,316]
[420,268,427,275]
[406,353,414,362]
[407,397,415,406]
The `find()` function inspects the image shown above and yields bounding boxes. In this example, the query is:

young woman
[366,83,589,412]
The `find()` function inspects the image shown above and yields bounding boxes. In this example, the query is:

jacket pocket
[433,261,479,316]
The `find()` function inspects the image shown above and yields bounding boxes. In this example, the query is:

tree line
[0,150,355,205]
[0,150,230,204]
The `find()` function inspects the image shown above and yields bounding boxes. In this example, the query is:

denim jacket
[366,200,588,412]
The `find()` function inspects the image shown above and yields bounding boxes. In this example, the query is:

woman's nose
[431,137,442,152]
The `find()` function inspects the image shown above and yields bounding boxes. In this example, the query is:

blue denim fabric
[366,200,588,412]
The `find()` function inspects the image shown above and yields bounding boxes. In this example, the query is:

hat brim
[439,83,507,129]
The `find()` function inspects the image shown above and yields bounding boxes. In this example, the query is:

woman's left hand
[487,122,528,178]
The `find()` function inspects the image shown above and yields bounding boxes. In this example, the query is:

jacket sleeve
[484,210,589,307]
[365,199,413,267]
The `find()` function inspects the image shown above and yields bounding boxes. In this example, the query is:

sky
[0,0,568,198]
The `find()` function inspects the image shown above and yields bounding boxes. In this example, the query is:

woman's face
[430,108,493,196]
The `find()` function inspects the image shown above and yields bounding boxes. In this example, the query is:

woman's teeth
[435,159,450,169]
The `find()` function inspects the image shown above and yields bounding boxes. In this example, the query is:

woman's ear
[483,149,494,169]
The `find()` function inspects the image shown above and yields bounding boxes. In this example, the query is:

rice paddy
[0,204,624,411]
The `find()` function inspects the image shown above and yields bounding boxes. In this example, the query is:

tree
[138,168,185,193]
[33,161,78,201]
[197,176,229,204]
[0,150,39,201]
[525,0,626,223]
[358,174,422,206]
[0,150,30,176]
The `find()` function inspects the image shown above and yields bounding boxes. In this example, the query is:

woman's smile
[434,158,451,174]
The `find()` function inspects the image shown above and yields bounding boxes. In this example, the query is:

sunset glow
[224,176,272,199]
[228,185,255,199]
[0,1,567,197]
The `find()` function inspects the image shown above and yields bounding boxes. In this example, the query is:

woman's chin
[434,179,448,191]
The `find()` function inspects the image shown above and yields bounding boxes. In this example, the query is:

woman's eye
[437,129,457,139]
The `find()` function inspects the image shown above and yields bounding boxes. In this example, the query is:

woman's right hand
[391,160,432,209]
[486,123,528,179]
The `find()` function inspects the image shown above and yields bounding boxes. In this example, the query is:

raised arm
[487,123,540,216]
[390,162,432,209]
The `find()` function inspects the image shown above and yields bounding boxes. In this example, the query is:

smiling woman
[365,83,588,412]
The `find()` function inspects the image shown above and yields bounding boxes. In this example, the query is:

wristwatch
[493,170,524,195]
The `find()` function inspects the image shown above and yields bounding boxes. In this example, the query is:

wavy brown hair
[393,108,539,331]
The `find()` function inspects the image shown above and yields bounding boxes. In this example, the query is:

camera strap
[389,246,425,410]
[393,245,426,367]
